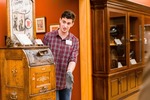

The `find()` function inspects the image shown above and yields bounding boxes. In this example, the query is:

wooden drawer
[30,91,56,100]
[5,49,23,60]
[4,59,25,88]
[128,69,143,90]
[30,65,56,94]
[109,73,128,99]
[3,88,25,100]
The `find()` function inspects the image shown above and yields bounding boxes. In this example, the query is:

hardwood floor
[123,92,139,100]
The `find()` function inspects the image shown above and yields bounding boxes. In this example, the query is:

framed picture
[50,24,59,32]
[7,0,35,42]
[12,13,25,34]
[35,17,46,33]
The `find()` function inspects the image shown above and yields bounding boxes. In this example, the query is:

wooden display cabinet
[109,72,128,99]
[91,0,150,99]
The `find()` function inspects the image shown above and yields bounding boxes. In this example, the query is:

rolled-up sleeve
[69,38,79,63]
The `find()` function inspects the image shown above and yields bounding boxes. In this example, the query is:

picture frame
[50,24,59,32]
[7,0,35,42]
[35,17,46,33]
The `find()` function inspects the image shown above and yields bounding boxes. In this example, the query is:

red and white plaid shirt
[43,30,79,90]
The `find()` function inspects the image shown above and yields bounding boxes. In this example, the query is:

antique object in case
[0,46,56,100]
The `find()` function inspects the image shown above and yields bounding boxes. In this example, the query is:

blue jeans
[56,88,72,100]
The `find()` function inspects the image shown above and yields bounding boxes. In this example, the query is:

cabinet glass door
[109,11,127,69]
[129,13,142,66]
[144,16,150,62]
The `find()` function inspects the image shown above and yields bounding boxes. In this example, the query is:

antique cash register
[0,0,56,100]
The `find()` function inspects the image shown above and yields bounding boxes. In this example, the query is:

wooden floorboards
[123,92,139,100]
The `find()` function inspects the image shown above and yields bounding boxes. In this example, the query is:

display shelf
[91,0,150,99]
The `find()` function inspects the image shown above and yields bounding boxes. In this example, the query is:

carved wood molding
[90,0,150,15]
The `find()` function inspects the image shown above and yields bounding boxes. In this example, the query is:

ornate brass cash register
[0,0,56,100]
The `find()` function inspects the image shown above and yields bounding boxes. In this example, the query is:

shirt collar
[55,30,72,40]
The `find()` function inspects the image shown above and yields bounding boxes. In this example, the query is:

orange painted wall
[0,0,7,47]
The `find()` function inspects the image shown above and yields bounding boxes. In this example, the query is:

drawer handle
[11,69,17,77]
[10,91,18,100]
[39,86,48,93]
[118,79,122,84]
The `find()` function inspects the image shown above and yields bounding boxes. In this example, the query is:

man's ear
[70,22,74,27]
[59,18,61,23]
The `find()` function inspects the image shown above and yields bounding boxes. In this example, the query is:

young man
[43,10,79,100]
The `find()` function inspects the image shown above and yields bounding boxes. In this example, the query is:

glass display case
[109,10,127,69]
[109,11,143,70]
[129,13,142,65]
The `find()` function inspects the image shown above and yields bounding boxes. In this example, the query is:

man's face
[59,17,74,33]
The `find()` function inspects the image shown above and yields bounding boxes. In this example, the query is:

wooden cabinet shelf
[130,39,138,42]
[91,0,150,99]
[110,43,116,46]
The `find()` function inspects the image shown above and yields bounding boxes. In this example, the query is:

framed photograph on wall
[35,17,46,33]
[7,0,35,43]
[50,24,59,32]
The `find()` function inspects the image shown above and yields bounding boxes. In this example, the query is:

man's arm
[67,61,76,73]
[67,37,79,73]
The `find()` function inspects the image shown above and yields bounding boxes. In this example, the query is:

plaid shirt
[43,30,79,90]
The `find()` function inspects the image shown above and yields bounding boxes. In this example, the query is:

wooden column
[79,0,93,100]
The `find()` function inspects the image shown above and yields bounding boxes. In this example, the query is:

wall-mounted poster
[50,24,59,32]
[35,17,46,33]
[13,13,25,33]
[7,0,35,43]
